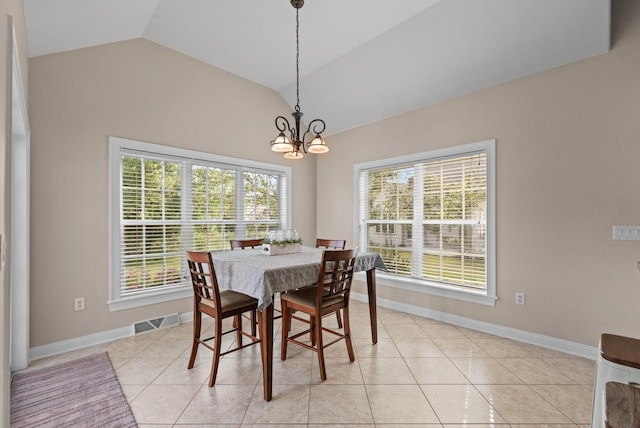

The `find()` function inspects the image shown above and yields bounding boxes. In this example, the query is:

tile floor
[27,300,596,427]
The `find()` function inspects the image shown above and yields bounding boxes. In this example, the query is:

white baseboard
[351,292,598,360]
[30,311,196,361]
[29,299,598,362]
[29,325,134,361]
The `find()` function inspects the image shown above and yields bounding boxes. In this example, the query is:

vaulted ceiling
[23,0,611,135]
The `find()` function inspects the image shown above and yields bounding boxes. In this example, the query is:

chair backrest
[315,238,346,249]
[316,249,357,308]
[230,238,264,250]
[186,251,222,313]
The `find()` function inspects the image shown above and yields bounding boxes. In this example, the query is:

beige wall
[2,0,28,423]
[24,1,640,354]
[318,0,640,348]
[28,38,317,346]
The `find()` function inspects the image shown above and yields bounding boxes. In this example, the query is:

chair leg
[310,316,316,346]
[343,306,355,362]
[235,314,243,347]
[286,308,294,333]
[280,301,289,361]
[234,312,257,339]
[315,313,327,381]
[208,318,223,387]
[250,309,257,338]
[188,310,201,369]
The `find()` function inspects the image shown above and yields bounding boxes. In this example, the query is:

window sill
[108,285,192,312]
[355,271,497,306]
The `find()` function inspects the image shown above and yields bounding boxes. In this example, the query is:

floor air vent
[134,313,180,334]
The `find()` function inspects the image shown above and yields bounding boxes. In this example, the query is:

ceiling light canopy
[270,0,328,160]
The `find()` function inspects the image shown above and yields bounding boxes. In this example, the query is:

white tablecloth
[209,246,387,309]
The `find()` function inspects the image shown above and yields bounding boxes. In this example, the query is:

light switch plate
[613,226,640,240]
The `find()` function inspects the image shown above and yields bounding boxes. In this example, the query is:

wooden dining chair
[280,249,357,381]
[284,238,348,334]
[315,238,346,250]
[230,238,264,249]
[315,238,347,328]
[186,251,261,387]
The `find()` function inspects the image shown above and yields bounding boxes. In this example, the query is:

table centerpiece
[262,230,302,256]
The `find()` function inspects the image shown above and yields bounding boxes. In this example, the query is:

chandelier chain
[295,7,300,111]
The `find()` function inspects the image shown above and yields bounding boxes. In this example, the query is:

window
[109,137,291,311]
[355,139,495,305]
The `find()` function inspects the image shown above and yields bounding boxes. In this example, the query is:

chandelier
[270,0,328,160]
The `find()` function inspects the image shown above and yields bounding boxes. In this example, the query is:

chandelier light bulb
[271,133,292,152]
[284,150,304,160]
[307,135,329,154]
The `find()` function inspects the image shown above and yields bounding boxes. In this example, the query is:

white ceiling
[23,0,611,135]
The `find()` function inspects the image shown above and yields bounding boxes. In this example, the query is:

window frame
[108,136,292,311]
[353,139,496,306]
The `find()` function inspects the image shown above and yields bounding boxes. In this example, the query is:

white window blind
[109,137,290,310]
[355,140,495,303]
[422,154,487,288]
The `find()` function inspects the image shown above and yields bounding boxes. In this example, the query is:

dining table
[209,245,387,401]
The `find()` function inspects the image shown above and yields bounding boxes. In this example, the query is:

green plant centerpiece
[262,237,302,246]
[262,230,302,255]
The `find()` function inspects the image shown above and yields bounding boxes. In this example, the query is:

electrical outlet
[74,297,85,311]
[515,292,525,305]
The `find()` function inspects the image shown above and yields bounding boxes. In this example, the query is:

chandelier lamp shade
[270,0,328,160]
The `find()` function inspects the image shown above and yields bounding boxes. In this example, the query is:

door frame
[9,23,30,371]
